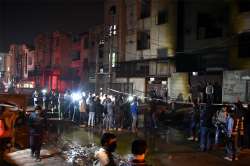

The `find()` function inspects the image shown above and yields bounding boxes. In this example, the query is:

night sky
[0,0,104,51]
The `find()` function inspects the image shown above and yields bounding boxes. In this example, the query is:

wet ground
[45,120,250,166]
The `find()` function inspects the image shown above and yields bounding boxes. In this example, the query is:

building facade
[33,31,81,92]
[104,0,178,99]
[222,0,250,102]
[175,0,231,102]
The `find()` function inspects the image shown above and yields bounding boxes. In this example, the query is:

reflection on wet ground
[48,120,188,165]
[48,120,250,166]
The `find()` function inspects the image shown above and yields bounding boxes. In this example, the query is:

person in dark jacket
[28,106,46,161]
[200,103,213,152]
[187,100,200,141]
[95,97,104,128]
[114,95,124,131]
[129,139,149,166]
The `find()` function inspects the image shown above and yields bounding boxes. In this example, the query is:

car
[0,94,29,152]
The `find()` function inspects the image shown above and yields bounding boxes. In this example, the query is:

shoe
[224,157,232,161]
[187,137,194,141]
[195,137,199,141]
[35,158,41,162]
[235,157,239,161]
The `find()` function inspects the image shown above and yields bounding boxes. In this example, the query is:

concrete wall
[222,70,247,103]
[168,73,189,100]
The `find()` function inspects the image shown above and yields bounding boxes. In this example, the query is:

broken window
[197,13,223,39]
[137,30,150,50]
[157,10,168,25]
[140,0,151,19]
[239,32,250,58]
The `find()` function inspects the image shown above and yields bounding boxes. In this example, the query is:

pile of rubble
[58,138,128,166]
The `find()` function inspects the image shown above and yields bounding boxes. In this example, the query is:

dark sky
[0,0,104,51]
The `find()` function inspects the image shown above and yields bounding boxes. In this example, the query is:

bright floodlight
[42,89,47,94]
[82,92,86,97]
[128,95,134,102]
[72,93,82,101]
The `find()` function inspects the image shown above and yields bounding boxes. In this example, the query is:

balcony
[115,61,149,77]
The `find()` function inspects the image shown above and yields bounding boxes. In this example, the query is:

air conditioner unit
[157,48,168,58]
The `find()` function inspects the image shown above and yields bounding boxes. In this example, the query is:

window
[109,5,116,15]
[239,0,250,13]
[140,0,151,19]
[157,48,168,58]
[109,25,117,36]
[239,32,250,58]
[111,52,116,67]
[72,35,80,43]
[99,39,104,46]
[197,13,223,40]
[157,10,168,25]
[71,51,80,61]
[137,31,150,50]
[84,36,89,49]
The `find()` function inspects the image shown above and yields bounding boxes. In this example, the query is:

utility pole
[108,6,116,93]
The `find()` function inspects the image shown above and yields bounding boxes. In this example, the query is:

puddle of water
[47,121,190,165]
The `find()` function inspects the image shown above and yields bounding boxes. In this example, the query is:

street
[4,119,250,166]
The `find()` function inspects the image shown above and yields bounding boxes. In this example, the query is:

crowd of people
[186,98,250,162]
[32,89,142,133]
[30,87,250,164]
[30,88,151,165]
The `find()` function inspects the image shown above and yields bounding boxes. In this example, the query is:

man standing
[224,109,238,161]
[131,97,139,133]
[28,106,46,162]
[79,97,87,126]
[95,97,104,128]
[88,97,96,127]
[187,100,200,141]
[200,103,213,152]
[205,82,214,103]
[33,90,39,107]
[106,98,114,130]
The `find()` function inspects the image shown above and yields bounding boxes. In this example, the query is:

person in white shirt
[94,133,117,166]
[205,82,214,103]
